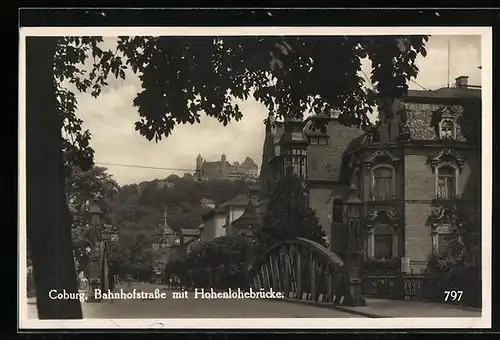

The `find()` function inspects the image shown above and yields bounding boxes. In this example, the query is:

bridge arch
[247,237,347,304]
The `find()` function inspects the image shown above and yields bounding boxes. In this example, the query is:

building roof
[308,119,365,182]
[230,200,259,228]
[343,133,371,157]
[406,87,481,102]
[180,228,200,237]
[219,193,259,209]
[201,192,260,220]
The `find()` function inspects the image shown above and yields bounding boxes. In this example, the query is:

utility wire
[95,162,196,173]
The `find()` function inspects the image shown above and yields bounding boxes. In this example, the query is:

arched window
[367,224,398,260]
[439,120,455,140]
[374,233,393,260]
[332,199,343,223]
[372,165,394,201]
[436,165,457,199]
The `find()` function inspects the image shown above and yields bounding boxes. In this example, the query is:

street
[26,283,362,319]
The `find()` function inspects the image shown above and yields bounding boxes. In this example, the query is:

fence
[362,274,443,301]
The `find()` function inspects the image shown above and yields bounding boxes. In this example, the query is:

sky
[73,34,482,185]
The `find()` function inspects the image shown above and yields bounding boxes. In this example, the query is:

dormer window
[439,120,456,140]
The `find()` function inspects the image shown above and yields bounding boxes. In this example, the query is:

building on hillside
[195,153,259,182]
[259,76,481,275]
[200,191,260,243]
[200,198,216,209]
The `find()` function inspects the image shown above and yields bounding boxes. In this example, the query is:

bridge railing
[247,237,347,304]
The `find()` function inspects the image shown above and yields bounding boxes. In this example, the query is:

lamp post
[343,184,367,306]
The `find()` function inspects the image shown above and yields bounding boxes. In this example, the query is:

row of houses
[153,191,260,268]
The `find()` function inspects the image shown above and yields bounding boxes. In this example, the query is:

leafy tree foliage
[256,172,327,250]
[54,35,429,170]
[170,234,251,288]
[112,177,252,232]
[66,165,120,208]
[427,203,481,307]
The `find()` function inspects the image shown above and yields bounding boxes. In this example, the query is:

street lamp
[343,184,367,306]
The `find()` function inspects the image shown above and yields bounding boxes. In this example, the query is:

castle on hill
[195,153,258,182]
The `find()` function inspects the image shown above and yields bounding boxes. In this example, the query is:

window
[437,165,456,199]
[291,148,307,179]
[373,166,394,201]
[332,199,343,223]
[367,223,399,260]
[310,137,318,144]
[374,234,393,260]
[440,120,455,140]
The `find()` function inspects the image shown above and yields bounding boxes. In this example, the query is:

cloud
[73,35,481,185]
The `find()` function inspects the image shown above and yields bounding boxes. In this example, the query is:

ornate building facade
[259,76,481,275]
[195,154,259,182]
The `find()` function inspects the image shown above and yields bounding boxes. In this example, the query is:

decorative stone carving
[364,149,401,170]
[427,202,469,243]
[437,106,458,120]
[366,207,400,222]
[428,149,465,172]
[365,209,400,259]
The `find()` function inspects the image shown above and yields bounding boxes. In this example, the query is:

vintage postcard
[18,25,492,329]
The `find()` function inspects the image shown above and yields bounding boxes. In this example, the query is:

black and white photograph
[19,23,491,329]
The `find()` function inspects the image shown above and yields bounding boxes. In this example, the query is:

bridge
[163,238,365,308]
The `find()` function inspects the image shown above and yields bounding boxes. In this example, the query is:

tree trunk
[25,37,83,319]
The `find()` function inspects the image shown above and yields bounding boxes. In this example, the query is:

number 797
[444,290,463,302]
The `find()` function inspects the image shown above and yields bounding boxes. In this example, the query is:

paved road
[27,283,362,319]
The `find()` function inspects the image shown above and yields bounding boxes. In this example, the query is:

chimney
[455,76,469,88]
